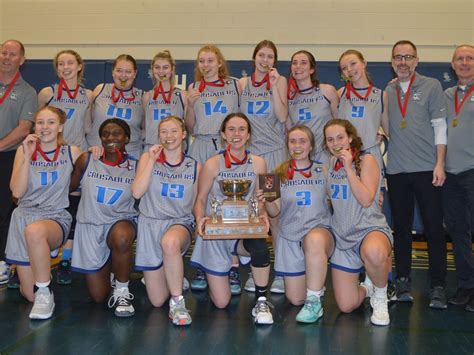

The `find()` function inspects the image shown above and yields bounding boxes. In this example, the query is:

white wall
[1,0,472,62]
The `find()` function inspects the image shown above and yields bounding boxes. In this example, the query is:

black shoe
[56,260,72,285]
[387,280,397,301]
[7,270,20,289]
[465,297,474,312]
[448,288,472,306]
[395,277,413,302]
[429,286,447,309]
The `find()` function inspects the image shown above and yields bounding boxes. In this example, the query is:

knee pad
[243,239,270,268]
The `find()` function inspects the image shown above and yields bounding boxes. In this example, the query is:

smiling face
[288,128,313,160]
[152,58,173,83]
[158,118,186,150]
[56,52,82,82]
[0,40,25,76]
[112,59,137,89]
[35,108,64,143]
[339,53,367,83]
[324,124,353,156]
[254,46,276,73]
[451,45,474,84]
[291,52,314,82]
[391,43,419,81]
[100,123,129,152]
[221,116,251,148]
[198,50,221,80]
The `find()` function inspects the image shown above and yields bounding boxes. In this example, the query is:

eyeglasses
[454,56,474,64]
[393,54,417,62]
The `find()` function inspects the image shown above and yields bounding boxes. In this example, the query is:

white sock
[35,280,51,293]
[374,285,387,298]
[307,288,323,299]
[115,280,129,290]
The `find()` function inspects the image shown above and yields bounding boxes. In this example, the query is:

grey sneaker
[429,286,447,309]
[360,275,374,298]
[108,287,135,317]
[29,288,55,320]
[395,277,413,302]
[270,276,285,294]
[244,272,255,292]
[0,261,11,285]
[370,296,390,326]
[169,296,192,326]
[252,297,274,325]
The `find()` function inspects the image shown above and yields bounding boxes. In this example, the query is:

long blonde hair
[194,44,229,82]
[35,106,68,146]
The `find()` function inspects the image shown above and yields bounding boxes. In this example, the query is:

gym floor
[1,242,473,355]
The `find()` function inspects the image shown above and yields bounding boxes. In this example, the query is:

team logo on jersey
[314,166,322,173]
[10,92,17,101]
[412,92,421,101]
[185,161,193,168]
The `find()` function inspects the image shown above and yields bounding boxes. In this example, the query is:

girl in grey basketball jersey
[132,116,199,326]
[38,49,94,285]
[191,113,274,325]
[143,51,187,151]
[256,125,333,323]
[185,45,240,165]
[324,119,392,326]
[88,54,144,160]
[287,50,339,162]
[6,106,82,320]
[70,119,138,318]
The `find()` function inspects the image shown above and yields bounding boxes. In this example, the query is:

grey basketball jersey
[138,155,198,220]
[144,87,185,146]
[445,84,474,174]
[288,87,333,154]
[328,154,391,249]
[88,83,144,156]
[76,153,137,225]
[48,83,90,150]
[19,145,73,210]
[205,152,258,216]
[279,162,331,242]
[192,79,240,136]
[240,78,285,155]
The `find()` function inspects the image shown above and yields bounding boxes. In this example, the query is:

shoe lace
[35,292,51,306]
[108,288,134,308]
[302,297,320,312]
[256,299,274,314]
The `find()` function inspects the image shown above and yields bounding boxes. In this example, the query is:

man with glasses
[383,40,448,308]
[0,39,37,284]
[443,44,474,312]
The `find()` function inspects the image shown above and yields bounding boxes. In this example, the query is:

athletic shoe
[360,275,374,298]
[7,269,20,289]
[252,297,274,325]
[244,272,255,292]
[429,286,447,309]
[448,288,472,306]
[169,296,192,326]
[387,280,397,301]
[270,276,285,294]
[191,269,208,291]
[29,288,55,320]
[465,297,474,312]
[56,260,72,285]
[229,269,242,296]
[0,261,11,285]
[108,287,135,317]
[370,295,390,326]
[395,277,413,302]
[296,295,323,323]
[141,276,190,292]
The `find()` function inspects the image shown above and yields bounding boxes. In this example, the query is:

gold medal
[400,120,407,129]
[452,117,459,128]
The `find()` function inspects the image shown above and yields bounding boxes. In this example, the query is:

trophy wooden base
[203,216,268,240]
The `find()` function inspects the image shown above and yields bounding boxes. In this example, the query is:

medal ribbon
[396,74,416,123]
[224,144,248,168]
[198,78,225,93]
[287,159,312,180]
[32,143,60,162]
[102,148,124,167]
[251,73,271,90]
[345,82,373,100]
[333,148,359,172]
[454,85,474,116]
[156,149,185,166]
[0,71,20,105]
[287,77,301,100]
[57,78,79,100]
[152,82,173,103]
[111,86,136,104]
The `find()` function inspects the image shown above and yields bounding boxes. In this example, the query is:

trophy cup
[203,179,268,240]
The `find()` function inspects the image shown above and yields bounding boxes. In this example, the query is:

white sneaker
[270,276,285,294]
[252,297,274,325]
[244,272,255,292]
[141,277,190,292]
[29,288,55,320]
[370,296,390,326]
[169,296,192,326]
[108,287,135,317]
[360,275,374,298]
[0,261,11,285]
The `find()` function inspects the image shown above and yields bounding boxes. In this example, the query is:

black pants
[443,170,474,289]
[0,151,16,259]
[386,171,447,287]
